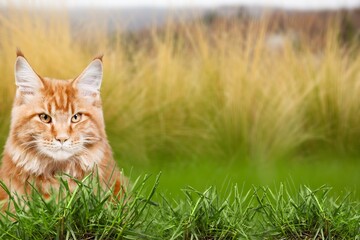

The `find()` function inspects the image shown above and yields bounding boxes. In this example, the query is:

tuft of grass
[0,173,162,239]
[0,175,358,239]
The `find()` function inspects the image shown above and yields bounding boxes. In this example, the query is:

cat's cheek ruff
[9,146,46,175]
[77,147,104,171]
[8,143,105,175]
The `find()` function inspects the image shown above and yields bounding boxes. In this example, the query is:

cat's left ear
[73,56,103,97]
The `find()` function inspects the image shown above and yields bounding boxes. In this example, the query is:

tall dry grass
[1,6,360,164]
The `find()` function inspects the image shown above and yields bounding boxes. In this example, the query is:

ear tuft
[93,54,104,62]
[15,56,43,95]
[16,48,25,57]
[74,59,103,96]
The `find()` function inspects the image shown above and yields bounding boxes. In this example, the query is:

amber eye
[71,113,82,123]
[39,113,52,123]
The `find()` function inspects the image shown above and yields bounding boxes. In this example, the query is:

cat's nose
[55,135,69,144]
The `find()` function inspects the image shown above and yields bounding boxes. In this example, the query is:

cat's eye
[39,113,52,123]
[71,113,82,123]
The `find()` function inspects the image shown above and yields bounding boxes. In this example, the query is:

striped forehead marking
[42,78,76,114]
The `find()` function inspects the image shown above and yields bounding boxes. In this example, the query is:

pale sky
[65,0,360,9]
[2,0,360,9]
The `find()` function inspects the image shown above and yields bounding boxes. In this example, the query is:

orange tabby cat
[0,51,125,201]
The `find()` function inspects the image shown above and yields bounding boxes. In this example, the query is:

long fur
[0,54,125,202]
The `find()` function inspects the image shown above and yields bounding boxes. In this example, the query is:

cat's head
[10,51,106,162]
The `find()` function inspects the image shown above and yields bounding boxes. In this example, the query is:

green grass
[0,174,358,239]
[122,156,360,200]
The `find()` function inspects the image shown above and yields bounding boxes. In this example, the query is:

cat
[0,50,126,203]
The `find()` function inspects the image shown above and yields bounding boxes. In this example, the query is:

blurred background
[0,0,360,197]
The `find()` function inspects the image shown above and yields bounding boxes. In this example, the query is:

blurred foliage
[1,6,360,166]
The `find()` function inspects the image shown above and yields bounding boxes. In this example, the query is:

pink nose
[55,136,69,144]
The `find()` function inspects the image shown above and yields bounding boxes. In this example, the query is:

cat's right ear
[14,52,43,99]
